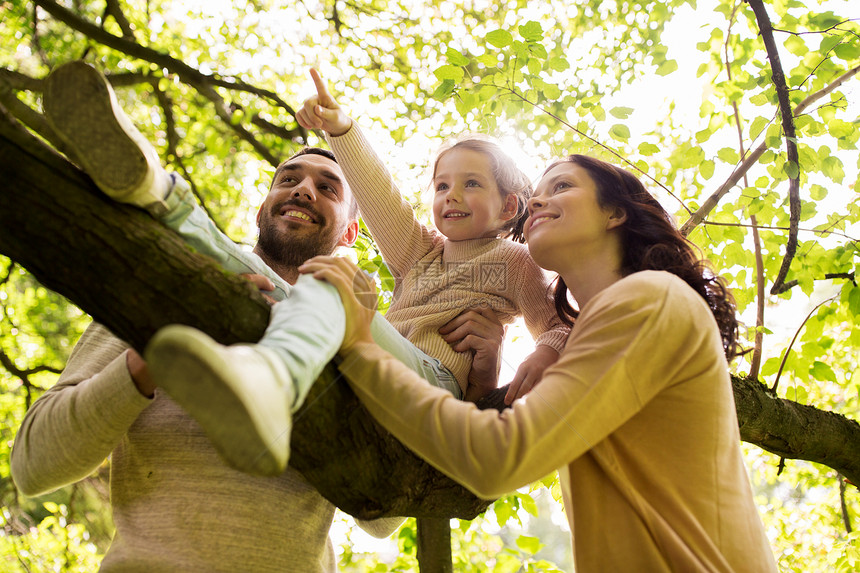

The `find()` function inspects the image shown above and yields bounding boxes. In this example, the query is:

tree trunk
[417,518,453,573]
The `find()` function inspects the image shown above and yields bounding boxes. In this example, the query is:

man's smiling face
[256,152,357,268]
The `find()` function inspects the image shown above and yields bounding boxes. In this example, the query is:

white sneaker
[43,61,170,211]
[145,325,294,476]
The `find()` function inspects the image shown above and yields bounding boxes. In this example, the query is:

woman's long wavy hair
[549,155,741,360]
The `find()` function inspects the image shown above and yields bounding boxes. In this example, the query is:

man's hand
[241,273,277,305]
[296,68,352,137]
[439,308,505,402]
[127,349,156,398]
[505,345,559,405]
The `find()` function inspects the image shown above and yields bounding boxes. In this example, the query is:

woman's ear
[606,206,627,230]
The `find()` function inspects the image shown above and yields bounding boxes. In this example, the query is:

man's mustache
[271,198,324,224]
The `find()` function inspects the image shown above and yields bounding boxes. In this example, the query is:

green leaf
[847,284,860,315]
[717,147,740,164]
[749,93,769,106]
[486,29,513,48]
[433,64,464,82]
[695,128,711,143]
[809,184,828,200]
[834,43,860,61]
[527,59,541,75]
[515,535,543,554]
[638,142,660,156]
[518,21,542,42]
[828,119,855,138]
[445,47,469,66]
[750,116,769,139]
[610,106,634,119]
[792,385,808,404]
[477,53,499,67]
[432,79,456,100]
[784,160,799,179]
[528,42,548,59]
[822,156,845,183]
[700,159,715,179]
[784,35,807,56]
[656,59,678,76]
[609,123,630,141]
[761,356,782,376]
[542,82,561,99]
[548,56,569,72]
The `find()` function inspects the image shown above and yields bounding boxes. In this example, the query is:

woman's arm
[310,258,712,499]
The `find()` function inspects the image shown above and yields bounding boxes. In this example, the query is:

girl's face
[525,162,619,272]
[432,148,515,242]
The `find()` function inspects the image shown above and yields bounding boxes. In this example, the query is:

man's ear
[255,204,263,227]
[499,194,519,222]
[338,219,360,248]
[606,206,627,230]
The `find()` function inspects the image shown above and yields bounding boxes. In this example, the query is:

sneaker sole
[44,62,150,199]
[146,326,287,476]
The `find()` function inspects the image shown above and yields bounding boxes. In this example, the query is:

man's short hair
[280,147,359,219]
[287,147,338,164]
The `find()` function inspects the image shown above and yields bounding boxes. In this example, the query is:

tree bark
[417,518,453,573]
[2,102,859,522]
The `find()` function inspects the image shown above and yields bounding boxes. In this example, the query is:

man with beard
[12,62,504,571]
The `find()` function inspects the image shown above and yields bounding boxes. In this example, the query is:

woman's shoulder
[595,271,709,316]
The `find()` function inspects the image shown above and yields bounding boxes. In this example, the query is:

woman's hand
[440,307,506,402]
[296,68,352,136]
[299,255,377,352]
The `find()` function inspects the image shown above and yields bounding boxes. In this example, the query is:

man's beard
[257,201,344,268]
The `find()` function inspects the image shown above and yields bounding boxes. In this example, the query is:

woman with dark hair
[302,155,777,571]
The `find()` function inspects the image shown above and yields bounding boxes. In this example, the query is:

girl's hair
[432,137,533,242]
[549,154,741,360]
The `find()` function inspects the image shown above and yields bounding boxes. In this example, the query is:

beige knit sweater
[339,271,778,572]
[328,126,569,393]
[11,323,396,572]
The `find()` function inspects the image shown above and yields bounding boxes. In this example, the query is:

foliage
[1,0,859,571]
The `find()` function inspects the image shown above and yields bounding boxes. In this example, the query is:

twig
[770,272,855,296]
[701,218,858,243]
[725,1,765,379]
[839,473,854,534]
[491,84,689,212]
[771,294,838,393]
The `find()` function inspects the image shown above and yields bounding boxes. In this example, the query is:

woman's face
[525,162,617,272]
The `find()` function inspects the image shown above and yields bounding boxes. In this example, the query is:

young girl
[296,69,568,402]
[310,155,778,571]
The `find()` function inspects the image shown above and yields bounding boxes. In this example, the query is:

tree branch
[34,0,289,166]
[103,0,136,40]
[746,0,800,295]
[679,63,860,237]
